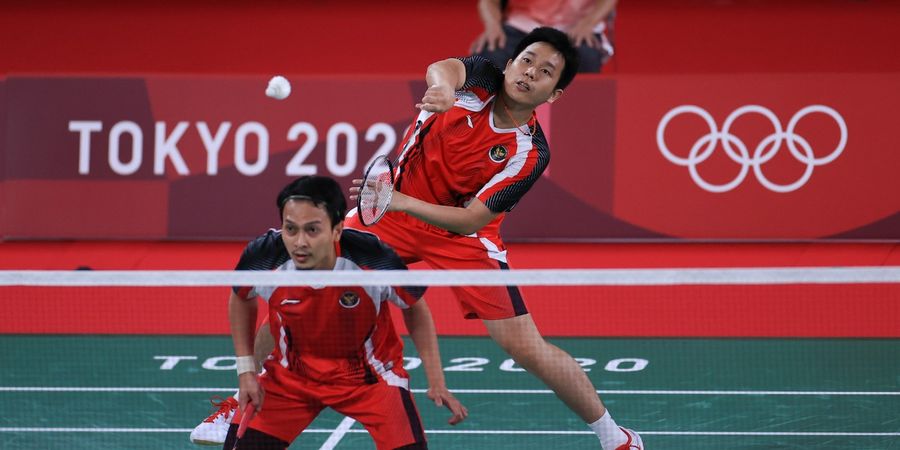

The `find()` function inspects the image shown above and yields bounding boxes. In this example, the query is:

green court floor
[1,336,898,449]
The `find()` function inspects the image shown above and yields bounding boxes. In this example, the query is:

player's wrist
[235,355,257,375]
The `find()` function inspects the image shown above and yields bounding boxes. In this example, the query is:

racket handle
[236,403,256,439]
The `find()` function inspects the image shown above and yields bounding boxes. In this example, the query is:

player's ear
[332,221,344,241]
[546,88,563,104]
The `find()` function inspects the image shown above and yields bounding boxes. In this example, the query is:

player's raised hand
[427,385,468,425]
[416,84,456,113]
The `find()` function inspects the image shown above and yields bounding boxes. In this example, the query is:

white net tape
[0,267,898,287]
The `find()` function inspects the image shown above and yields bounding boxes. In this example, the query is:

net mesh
[1,268,898,448]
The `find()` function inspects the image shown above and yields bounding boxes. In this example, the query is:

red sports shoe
[615,427,644,450]
[190,396,238,446]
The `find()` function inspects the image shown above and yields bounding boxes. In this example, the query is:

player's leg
[191,323,275,446]
[486,314,604,419]
[483,310,639,449]
[421,236,641,449]
[222,366,325,449]
[329,383,427,450]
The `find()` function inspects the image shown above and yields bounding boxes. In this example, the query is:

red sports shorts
[233,363,426,449]
[345,209,528,320]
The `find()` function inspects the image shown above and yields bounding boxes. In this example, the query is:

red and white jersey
[394,56,550,241]
[233,228,424,387]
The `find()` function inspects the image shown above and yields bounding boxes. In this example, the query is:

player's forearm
[228,292,258,359]
[403,303,448,389]
[477,0,504,28]
[425,59,467,92]
[393,192,495,235]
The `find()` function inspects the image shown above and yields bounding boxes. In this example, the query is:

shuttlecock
[266,75,291,100]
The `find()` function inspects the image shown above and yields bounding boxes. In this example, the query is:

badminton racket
[232,403,256,450]
[357,154,395,226]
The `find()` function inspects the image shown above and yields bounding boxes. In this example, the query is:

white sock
[589,411,627,450]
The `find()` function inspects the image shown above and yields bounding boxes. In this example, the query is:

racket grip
[236,403,256,439]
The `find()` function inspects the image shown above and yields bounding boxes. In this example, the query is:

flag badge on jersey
[339,291,361,308]
[488,145,508,163]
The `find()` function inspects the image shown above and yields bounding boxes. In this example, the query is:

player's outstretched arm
[390,191,499,236]
[402,300,468,425]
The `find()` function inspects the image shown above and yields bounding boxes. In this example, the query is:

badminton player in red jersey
[222,176,465,450]
[348,27,643,450]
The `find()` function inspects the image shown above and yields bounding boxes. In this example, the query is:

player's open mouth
[515,81,531,91]
[293,253,309,262]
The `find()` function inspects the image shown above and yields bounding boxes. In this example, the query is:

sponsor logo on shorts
[488,145,508,163]
[339,291,360,308]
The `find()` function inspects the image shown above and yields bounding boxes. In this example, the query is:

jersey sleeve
[476,123,551,213]
[232,229,289,299]
[456,56,504,102]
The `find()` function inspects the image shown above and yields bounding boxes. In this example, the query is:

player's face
[280,199,342,270]
[504,42,565,107]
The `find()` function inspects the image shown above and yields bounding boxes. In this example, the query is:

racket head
[357,154,395,226]
[236,403,256,439]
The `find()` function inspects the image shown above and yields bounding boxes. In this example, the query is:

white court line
[0,428,897,437]
[318,416,357,450]
[2,387,899,396]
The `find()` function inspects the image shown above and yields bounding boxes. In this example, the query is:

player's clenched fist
[415,84,456,113]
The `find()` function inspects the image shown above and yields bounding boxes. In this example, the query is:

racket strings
[359,156,394,225]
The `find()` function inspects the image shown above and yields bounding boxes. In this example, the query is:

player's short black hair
[276,176,347,228]
[512,26,580,90]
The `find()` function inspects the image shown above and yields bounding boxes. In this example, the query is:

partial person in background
[470,0,617,73]
[192,176,466,449]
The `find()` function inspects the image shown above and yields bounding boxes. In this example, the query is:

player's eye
[542,69,551,76]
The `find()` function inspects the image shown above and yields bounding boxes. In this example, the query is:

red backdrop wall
[2,0,898,76]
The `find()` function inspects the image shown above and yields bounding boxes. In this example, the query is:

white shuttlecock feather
[266,75,291,100]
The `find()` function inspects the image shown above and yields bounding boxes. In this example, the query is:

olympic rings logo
[656,105,848,193]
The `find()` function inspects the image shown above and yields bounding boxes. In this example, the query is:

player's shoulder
[339,228,406,271]
[456,55,501,73]
[237,229,290,271]
[457,55,504,97]
[244,228,282,253]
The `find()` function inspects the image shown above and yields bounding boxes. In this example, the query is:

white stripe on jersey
[364,332,409,389]
[478,237,509,264]
[476,140,532,201]
[276,312,289,368]
[396,109,434,165]
[454,91,493,113]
